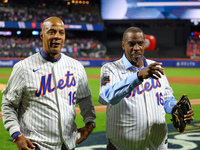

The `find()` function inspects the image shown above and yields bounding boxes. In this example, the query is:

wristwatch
[86,122,96,128]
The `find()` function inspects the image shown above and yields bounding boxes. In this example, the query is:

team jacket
[1,51,96,150]
[99,54,176,150]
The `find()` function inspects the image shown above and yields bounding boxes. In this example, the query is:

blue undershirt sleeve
[164,96,177,114]
[99,72,142,105]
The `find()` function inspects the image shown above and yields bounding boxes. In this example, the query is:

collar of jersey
[40,49,61,63]
[122,53,148,70]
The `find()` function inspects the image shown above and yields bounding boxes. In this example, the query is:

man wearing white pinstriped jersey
[98,27,194,150]
[1,17,96,150]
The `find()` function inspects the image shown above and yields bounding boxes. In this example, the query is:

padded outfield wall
[0,58,200,68]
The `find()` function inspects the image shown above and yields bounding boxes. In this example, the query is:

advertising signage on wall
[0,21,104,31]
[0,58,200,68]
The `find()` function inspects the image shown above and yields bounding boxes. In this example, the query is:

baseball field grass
[0,67,200,150]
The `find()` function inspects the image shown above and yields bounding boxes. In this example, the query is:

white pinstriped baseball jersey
[1,51,96,150]
[99,54,175,150]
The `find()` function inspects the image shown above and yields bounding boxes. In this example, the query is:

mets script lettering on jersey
[35,71,76,97]
[126,78,161,98]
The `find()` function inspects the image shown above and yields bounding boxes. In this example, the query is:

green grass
[75,112,106,132]
[0,67,199,148]
[85,68,100,106]
[0,120,18,150]
[164,67,200,77]
[0,68,13,74]
[170,84,200,99]
[85,67,101,75]
[88,79,100,106]
[0,78,9,84]
[1,67,200,76]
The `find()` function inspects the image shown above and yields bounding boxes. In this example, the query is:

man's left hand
[184,109,194,124]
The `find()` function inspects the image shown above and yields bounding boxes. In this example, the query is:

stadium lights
[0,31,12,36]
[16,30,21,35]
[32,30,39,36]
[66,0,89,5]
[2,0,8,3]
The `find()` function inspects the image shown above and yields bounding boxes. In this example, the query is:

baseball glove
[171,94,191,133]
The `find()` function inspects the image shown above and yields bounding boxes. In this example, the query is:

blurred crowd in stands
[0,0,107,58]
[64,38,107,58]
[0,0,103,24]
[187,36,200,58]
[0,36,107,58]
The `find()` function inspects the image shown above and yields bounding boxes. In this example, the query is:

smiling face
[40,17,65,59]
[122,31,145,68]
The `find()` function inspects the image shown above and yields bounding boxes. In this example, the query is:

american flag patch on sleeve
[101,76,110,86]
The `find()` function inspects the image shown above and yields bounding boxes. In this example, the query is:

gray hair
[122,27,145,41]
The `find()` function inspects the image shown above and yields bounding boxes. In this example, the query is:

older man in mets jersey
[99,27,194,150]
[1,17,96,150]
